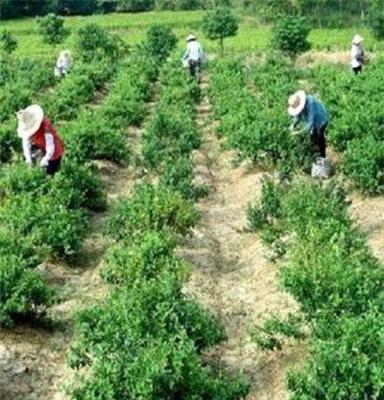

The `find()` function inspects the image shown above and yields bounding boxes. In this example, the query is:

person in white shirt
[351,35,365,75]
[54,50,71,78]
[182,34,204,80]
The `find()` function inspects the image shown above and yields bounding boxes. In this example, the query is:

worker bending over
[17,104,64,175]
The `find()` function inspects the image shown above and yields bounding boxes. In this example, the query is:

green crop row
[0,159,106,327]
[61,50,158,165]
[209,57,314,179]
[67,54,248,399]
[309,60,384,194]
[142,58,207,200]
[0,38,161,326]
[248,177,384,399]
[0,57,116,163]
[0,56,54,123]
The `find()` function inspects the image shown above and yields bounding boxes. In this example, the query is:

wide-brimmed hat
[352,34,363,45]
[288,90,306,117]
[60,49,70,58]
[186,34,196,42]
[17,104,44,138]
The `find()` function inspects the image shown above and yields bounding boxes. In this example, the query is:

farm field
[1,9,384,400]
[2,11,384,57]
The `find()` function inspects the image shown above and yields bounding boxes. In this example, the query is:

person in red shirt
[17,104,64,175]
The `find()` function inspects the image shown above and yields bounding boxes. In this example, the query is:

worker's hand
[40,158,49,167]
[289,125,302,136]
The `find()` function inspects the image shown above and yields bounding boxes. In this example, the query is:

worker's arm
[40,133,55,167]
[22,137,33,165]
[305,98,315,134]
[182,48,189,61]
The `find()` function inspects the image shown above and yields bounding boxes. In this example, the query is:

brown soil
[350,194,384,264]
[0,96,156,400]
[179,80,305,399]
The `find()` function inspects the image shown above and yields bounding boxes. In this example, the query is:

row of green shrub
[309,60,384,194]
[142,57,208,200]
[62,50,157,165]
[69,181,248,399]
[0,59,115,162]
[209,57,314,179]
[68,55,248,398]
[0,29,154,326]
[247,177,384,399]
[0,56,54,123]
[0,25,121,163]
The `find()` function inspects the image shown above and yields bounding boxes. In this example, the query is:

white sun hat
[17,104,44,138]
[288,90,307,117]
[352,34,363,45]
[186,34,196,42]
[60,49,70,57]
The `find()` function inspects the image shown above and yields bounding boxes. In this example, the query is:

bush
[142,106,201,168]
[101,231,188,285]
[288,313,384,399]
[0,193,87,258]
[53,0,98,15]
[68,274,247,400]
[0,161,47,198]
[160,156,208,200]
[107,183,200,241]
[115,0,154,11]
[0,29,17,54]
[0,255,55,327]
[44,60,114,120]
[247,178,384,399]
[176,298,226,351]
[0,121,20,162]
[37,13,69,45]
[202,6,238,55]
[368,9,384,40]
[62,111,128,164]
[155,0,203,10]
[272,14,310,58]
[145,24,177,62]
[75,23,119,61]
[342,136,384,195]
[51,160,107,211]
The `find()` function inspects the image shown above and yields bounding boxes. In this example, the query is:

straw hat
[352,34,363,45]
[186,34,196,42]
[17,105,44,138]
[288,90,306,117]
[60,49,70,58]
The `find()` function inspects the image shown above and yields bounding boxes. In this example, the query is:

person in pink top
[17,104,64,175]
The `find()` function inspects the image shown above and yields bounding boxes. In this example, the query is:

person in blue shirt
[288,90,329,158]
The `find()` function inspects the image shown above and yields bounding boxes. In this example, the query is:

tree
[37,13,69,45]
[202,7,238,55]
[115,0,154,11]
[0,30,18,55]
[272,14,310,59]
[145,24,177,61]
[367,2,384,40]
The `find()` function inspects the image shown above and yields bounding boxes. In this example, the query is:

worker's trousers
[311,124,327,158]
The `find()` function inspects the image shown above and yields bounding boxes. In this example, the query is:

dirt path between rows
[350,195,384,264]
[179,78,305,400]
[0,94,157,400]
